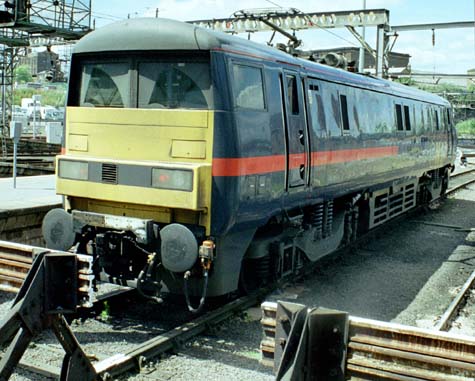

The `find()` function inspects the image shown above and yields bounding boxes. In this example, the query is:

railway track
[447,167,475,195]
[258,175,475,379]
[0,244,270,380]
[260,259,475,379]
[0,241,271,380]
[0,257,472,381]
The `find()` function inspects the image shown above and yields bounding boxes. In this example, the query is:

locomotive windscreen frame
[68,51,214,110]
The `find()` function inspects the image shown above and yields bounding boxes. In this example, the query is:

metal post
[274,301,349,381]
[32,98,36,139]
[0,252,97,381]
[13,140,17,188]
[376,25,385,77]
[10,121,21,189]
[32,94,41,139]
[358,0,367,73]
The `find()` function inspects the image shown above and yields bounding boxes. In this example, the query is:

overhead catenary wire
[90,11,122,22]
[91,5,161,23]
[264,0,283,8]
[258,4,469,76]
[92,2,370,63]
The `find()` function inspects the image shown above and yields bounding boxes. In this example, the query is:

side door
[280,71,309,190]
[303,77,326,188]
[445,107,455,157]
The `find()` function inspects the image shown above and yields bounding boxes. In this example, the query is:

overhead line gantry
[190,8,475,80]
[189,8,392,78]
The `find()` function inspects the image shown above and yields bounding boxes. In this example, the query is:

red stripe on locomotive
[212,146,399,177]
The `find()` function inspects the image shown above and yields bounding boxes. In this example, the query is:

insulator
[320,53,348,69]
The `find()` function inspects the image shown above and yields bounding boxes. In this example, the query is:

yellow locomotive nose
[57,107,213,232]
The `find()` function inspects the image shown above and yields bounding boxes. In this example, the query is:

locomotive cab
[43,19,224,308]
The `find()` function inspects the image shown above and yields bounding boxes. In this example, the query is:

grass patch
[13,86,66,108]
[99,301,111,322]
[455,118,475,136]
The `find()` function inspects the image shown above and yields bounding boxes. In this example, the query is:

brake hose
[183,270,209,314]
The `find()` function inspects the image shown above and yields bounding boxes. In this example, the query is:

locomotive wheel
[440,168,450,198]
[238,259,260,295]
[238,255,271,295]
[418,184,431,206]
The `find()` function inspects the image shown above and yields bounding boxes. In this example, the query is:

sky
[91,0,475,75]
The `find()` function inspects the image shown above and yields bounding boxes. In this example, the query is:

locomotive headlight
[152,168,193,191]
[58,160,89,181]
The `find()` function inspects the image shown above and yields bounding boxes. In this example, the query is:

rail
[447,168,475,195]
[257,169,475,379]
[434,269,475,332]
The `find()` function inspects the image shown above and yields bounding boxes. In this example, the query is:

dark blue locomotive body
[206,31,454,295]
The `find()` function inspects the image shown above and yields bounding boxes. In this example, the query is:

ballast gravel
[2,180,475,380]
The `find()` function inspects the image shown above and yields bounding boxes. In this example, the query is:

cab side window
[286,75,299,115]
[232,64,265,110]
[340,94,350,131]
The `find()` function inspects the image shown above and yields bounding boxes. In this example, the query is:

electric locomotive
[42,18,456,309]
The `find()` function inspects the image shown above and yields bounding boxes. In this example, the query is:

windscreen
[80,63,129,108]
[75,54,213,109]
[138,62,211,109]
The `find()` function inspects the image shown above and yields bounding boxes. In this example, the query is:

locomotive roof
[74,18,448,106]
